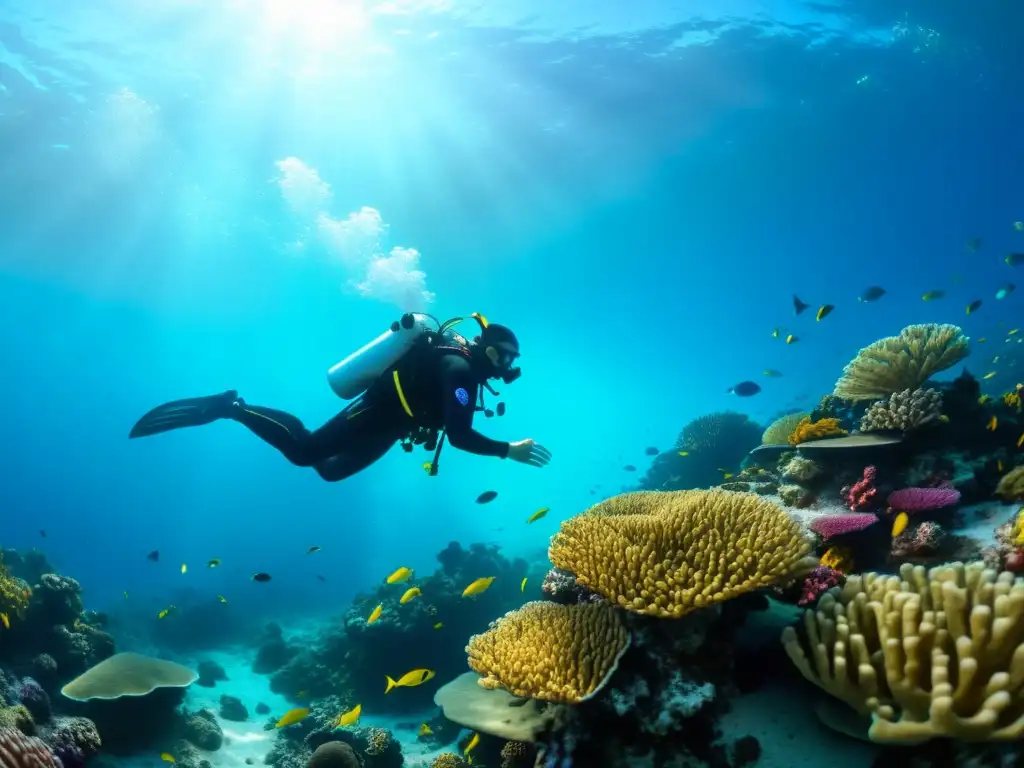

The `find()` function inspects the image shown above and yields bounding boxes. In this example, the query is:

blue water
[1,0,1022,628]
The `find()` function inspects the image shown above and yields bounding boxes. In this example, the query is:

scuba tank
[326,312,438,400]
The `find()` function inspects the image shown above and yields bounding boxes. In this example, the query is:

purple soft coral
[798,566,845,606]
[809,513,879,540]
[887,487,961,511]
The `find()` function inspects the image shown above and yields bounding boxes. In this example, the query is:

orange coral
[787,417,848,446]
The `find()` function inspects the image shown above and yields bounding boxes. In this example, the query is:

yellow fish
[385,668,436,694]
[1018,432,1024,448]
[520,577,527,593]
[180,564,187,574]
[161,754,175,764]
[1010,329,1021,336]
[988,416,999,431]
[400,587,422,605]
[387,567,414,584]
[422,462,433,474]
[785,334,798,344]
[677,451,690,457]
[0,613,9,629]
[998,460,1004,473]
[718,468,734,479]
[367,603,383,624]
[984,371,997,380]
[335,704,361,728]
[462,577,496,598]
[433,622,443,630]
[771,327,783,338]
[891,512,909,538]
[938,414,950,423]
[526,507,549,524]
[207,559,221,568]
[157,605,175,619]
[464,732,480,757]
[921,290,945,301]
[419,723,433,737]
[979,395,992,404]
[217,595,228,604]
[275,708,310,728]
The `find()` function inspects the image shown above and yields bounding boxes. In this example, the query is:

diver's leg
[311,427,404,482]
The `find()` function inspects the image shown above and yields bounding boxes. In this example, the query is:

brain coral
[548,490,816,618]
[0,727,60,768]
[466,601,629,703]
[762,412,810,445]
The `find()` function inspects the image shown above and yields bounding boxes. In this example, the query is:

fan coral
[0,727,60,768]
[887,487,961,511]
[859,388,943,433]
[781,456,822,483]
[783,561,1024,743]
[809,513,878,540]
[891,521,946,559]
[761,412,809,445]
[995,467,1024,501]
[798,566,844,606]
[548,490,816,618]
[842,466,878,511]
[466,601,629,703]
[832,323,970,401]
[787,417,848,445]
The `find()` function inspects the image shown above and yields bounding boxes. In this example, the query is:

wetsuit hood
[477,323,521,384]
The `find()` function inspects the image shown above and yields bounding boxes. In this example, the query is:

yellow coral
[996,467,1024,501]
[762,412,810,445]
[466,601,629,703]
[787,417,848,446]
[0,555,31,622]
[782,561,1024,743]
[819,545,853,573]
[548,490,816,619]
[430,754,467,768]
[832,323,970,401]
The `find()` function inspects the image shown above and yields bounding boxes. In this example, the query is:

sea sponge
[60,652,197,701]
[788,417,848,445]
[995,467,1024,501]
[0,727,60,768]
[832,324,970,401]
[860,388,943,433]
[762,413,810,445]
[781,456,822,483]
[466,601,629,703]
[782,561,1024,743]
[548,490,816,618]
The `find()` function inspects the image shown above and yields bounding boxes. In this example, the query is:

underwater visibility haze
[2,1,1024,766]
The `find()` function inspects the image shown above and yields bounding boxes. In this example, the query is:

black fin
[793,295,810,315]
[129,390,237,438]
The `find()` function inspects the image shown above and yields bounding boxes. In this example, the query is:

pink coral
[841,466,879,511]
[798,565,845,606]
[891,521,946,559]
[809,513,879,540]
[0,727,61,768]
[887,487,961,511]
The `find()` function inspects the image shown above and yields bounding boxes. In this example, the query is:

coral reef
[15,681,48,724]
[808,513,879,540]
[254,624,297,675]
[833,323,971,401]
[890,521,946,561]
[761,412,809,445]
[182,709,222,751]
[0,726,61,768]
[780,456,822,483]
[787,417,848,445]
[429,754,466,768]
[641,412,763,491]
[778,484,815,508]
[842,465,879,511]
[995,466,1024,500]
[783,561,1024,743]
[218,695,248,722]
[42,717,101,768]
[797,566,844,606]
[859,387,943,433]
[33,576,84,628]
[887,486,961,511]
[548,490,815,617]
[195,660,227,688]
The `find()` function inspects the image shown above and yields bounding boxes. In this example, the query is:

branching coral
[762,413,809,445]
[860,388,943,433]
[842,466,879,511]
[782,561,1024,743]
[995,467,1024,501]
[466,601,629,703]
[787,417,848,445]
[548,490,816,618]
[832,323,970,401]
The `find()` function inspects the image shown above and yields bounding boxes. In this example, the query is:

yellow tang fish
[433,622,443,630]
[786,334,799,344]
[275,708,311,728]
[1010,329,1021,336]
[1018,432,1024,448]
[385,668,436,694]
[464,732,480,757]
[217,595,228,604]
[988,416,999,431]
[157,605,175,619]
[335,704,361,728]
[367,603,383,624]
[419,723,432,737]
[180,564,188,574]
[462,577,496,598]
[891,512,909,538]
[938,415,950,423]
[984,371,997,380]
[520,578,527,593]
[718,468,734,479]
[387,567,414,584]
[0,613,9,630]
[400,587,422,605]
[161,754,175,764]
[526,507,549,524]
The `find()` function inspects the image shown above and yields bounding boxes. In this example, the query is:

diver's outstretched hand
[508,439,551,468]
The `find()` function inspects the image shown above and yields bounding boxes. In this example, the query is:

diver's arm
[440,357,510,458]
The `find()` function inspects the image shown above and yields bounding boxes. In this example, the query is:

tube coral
[887,487,961,511]
[832,324,970,401]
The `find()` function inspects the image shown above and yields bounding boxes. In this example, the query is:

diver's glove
[507,439,551,468]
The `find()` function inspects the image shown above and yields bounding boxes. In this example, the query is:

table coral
[548,490,816,618]
[787,417,848,445]
[782,561,1024,743]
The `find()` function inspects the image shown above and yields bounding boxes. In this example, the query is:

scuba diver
[128,312,551,482]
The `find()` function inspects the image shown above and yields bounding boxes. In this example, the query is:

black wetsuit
[230,347,509,481]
